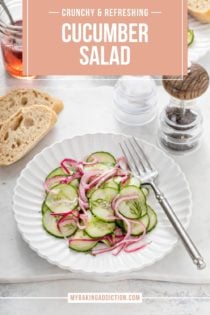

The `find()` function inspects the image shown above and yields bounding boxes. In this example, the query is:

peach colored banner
[23,0,187,76]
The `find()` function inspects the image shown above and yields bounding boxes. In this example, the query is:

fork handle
[149,183,206,270]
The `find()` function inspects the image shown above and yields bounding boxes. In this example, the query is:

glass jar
[159,63,209,153]
[0,0,34,79]
[159,97,203,152]
[113,76,158,126]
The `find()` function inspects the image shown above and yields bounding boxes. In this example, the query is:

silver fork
[119,137,206,270]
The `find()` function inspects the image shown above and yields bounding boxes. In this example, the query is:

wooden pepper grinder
[159,63,209,153]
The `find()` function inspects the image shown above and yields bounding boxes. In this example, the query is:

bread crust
[189,9,210,23]
[188,1,210,23]
[52,99,64,113]
[0,88,63,124]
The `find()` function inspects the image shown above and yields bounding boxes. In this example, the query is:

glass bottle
[0,0,35,79]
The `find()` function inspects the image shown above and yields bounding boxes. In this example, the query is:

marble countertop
[0,54,210,314]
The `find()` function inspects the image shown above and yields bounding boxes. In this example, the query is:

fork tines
[119,137,154,177]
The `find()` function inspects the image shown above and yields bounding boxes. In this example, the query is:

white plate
[13,133,192,275]
[189,16,210,61]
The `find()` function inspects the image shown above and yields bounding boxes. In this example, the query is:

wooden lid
[163,63,209,100]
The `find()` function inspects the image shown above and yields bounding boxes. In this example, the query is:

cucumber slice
[85,211,115,238]
[113,176,123,184]
[116,219,125,230]
[46,167,79,189]
[91,203,114,222]
[188,29,194,47]
[84,163,113,172]
[87,187,97,199]
[87,178,119,198]
[90,188,118,222]
[118,186,147,219]
[102,239,112,247]
[147,206,157,232]
[142,187,149,197]
[42,210,77,238]
[86,151,116,165]
[124,214,150,236]
[42,202,50,215]
[126,177,141,188]
[103,178,119,190]
[46,167,73,179]
[90,187,118,202]
[45,184,78,214]
[69,229,98,252]
[71,179,79,188]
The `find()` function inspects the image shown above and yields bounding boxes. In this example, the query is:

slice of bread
[0,105,57,166]
[188,0,210,23]
[0,89,63,124]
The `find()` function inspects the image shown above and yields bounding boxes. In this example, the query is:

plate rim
[13,132,193,275]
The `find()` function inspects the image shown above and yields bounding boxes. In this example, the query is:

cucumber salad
[42,152,158,255]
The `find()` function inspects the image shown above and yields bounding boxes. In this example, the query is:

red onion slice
[116,156,129,170]
[82,157,98,166]
[61,158,84,175]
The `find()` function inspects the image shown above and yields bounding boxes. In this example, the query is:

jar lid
[162,63,209,100]
[116,76,157,100]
